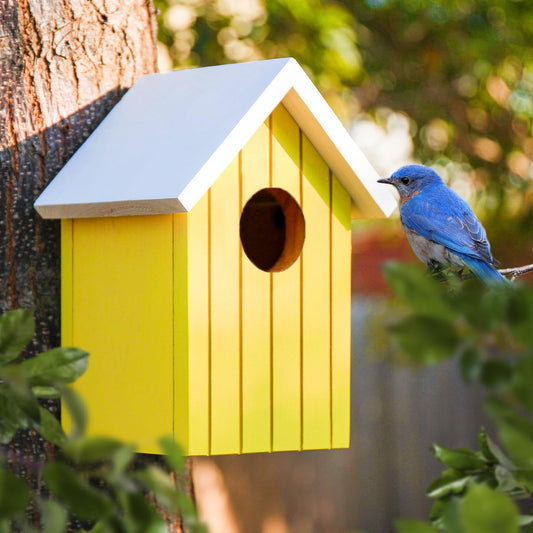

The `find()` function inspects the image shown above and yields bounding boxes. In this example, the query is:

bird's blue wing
[400,188,495,264]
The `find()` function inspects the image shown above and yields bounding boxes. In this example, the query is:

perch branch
[430,263,533,282]
[498,263,533,281]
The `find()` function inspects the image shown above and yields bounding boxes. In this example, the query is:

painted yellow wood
[331,174,352,448]
[182,193,211,455]
[71,216,174,454]
[210,157,241,454]
[61,219,74,435]
[173,212,189,452]
[271,104,302,451]
[60,102,352,457]
[61,219,73,347]
[301,134,332,450]
[241,123,272,453]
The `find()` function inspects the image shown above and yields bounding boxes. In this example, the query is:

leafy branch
[0,309,206,533]
[383,262,533,533]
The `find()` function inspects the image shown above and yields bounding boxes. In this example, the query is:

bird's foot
[427,261,459,284]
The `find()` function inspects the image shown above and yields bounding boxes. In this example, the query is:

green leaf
[478,428,513,467]
[143,519,168,533]
[487,400,533,469]
[389,315,460,364]
[0,384,40,428]
[382,261,454,320]
[525,522,533,533]
[37,407,67,447]
[40,499,68,533]
[44,462,113,521]
[498,418,533,470]
[61,386,87,439]
[31,386,61,399]
[0,309,34,364]
[430,496,470,533]
[486,396,515,419]
[506,286,533,346]
[158,435,185,473]
[110,444,136,480]
[514,470,533,492]
[395,519,438,533]
[454,282,500,332]
[176,492,198,524]
[513,353,533,411]
[427,471,471,498]
[136,466,179,512]
[432,444,487,471]
[0,468,30,519]
[20,347,89,386]
[90,515,126,533]
[480,359,513,393]
[0,392,21,443]
[64,436,125,463]
[121,493,164,532]
[459,348,483,383]
[494,465,522,493]
[519,515,533,527]
[460,485,518,533]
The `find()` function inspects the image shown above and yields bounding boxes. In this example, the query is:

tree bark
[0,0,159,528]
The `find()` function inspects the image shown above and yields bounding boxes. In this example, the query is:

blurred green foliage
[156,0,533,253]
[0,309,205,533]
[384,262,533,532]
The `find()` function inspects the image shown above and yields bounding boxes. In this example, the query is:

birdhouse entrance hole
[240,188,305,272]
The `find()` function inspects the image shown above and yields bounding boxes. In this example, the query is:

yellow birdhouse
[35,58,395,455]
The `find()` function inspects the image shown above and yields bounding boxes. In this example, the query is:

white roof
[34,58,396,219]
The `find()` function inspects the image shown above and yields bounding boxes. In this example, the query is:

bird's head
[378,164,444,198]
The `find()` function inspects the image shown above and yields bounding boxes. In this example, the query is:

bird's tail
[461,256,507,286]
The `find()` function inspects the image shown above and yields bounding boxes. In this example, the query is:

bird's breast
[403,227,465,268]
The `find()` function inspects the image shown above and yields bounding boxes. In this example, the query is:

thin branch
[429,263,533,283]
[498,264,533,281]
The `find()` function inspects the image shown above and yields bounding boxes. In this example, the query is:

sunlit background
[154,1,533,531]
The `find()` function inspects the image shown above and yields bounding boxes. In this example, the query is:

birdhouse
[35,58,395,455]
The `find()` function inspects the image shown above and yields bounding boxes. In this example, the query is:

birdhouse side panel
[64,216,175,454]
[301,135,333,450]
[331,175,352,448]
[241,122,272,454]
[271,104,302,451]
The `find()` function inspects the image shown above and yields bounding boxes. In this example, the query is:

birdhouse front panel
[175,103,353,455]
[60,103,352,455]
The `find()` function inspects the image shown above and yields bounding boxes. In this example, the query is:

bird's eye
[400,177,411,185]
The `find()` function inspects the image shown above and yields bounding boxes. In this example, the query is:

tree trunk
[0,0,166,528]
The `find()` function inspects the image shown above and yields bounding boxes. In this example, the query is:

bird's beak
[377,177,393,185]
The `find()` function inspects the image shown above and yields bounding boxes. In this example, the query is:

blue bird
[378,164,506,285]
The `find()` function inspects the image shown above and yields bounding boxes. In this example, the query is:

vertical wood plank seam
[269,115,273,188]
[328,170,333,449]
[269,114,274,452]
[171,215,175,439]
[268,113,274,451]
[207,189,212,455]
[269,271,273,453]
[299,127,304,451]
[238,150,244,454]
